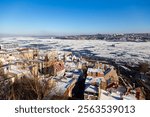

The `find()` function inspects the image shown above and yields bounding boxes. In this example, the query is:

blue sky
[0,0,150,35]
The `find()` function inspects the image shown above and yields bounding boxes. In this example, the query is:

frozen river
[1,37,150,64]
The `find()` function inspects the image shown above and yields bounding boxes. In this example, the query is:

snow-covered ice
[0,37,150,64]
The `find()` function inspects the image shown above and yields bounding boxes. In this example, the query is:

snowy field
[0,37,150,64]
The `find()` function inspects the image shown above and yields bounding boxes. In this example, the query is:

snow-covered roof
[85,77,101,85]
[100,89,120,100]
[54,82,69,95]
[51,77,75,95]
[123,94,137,100]
[87,68,103,73]
[65,72,73,78]
[84,84,98,94]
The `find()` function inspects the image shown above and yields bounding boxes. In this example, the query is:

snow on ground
[1,37,150,64]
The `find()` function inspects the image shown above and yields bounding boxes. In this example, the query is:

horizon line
[0,32,150,37]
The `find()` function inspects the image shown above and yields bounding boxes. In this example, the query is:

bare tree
[0,77,55,100]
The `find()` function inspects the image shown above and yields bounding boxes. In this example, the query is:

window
[107,78,111,85]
